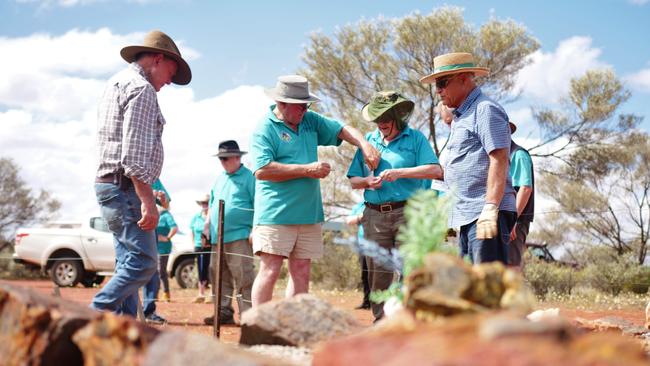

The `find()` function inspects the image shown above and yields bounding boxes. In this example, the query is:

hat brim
[120,45,192,85]
[212,151,247,157]
[419,67,490,84]
[264,88,321,104]
[361,100,415,122]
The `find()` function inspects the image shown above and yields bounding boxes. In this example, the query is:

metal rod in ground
[137,294,146,323]
[51,285,61,298]
[213,199,225,338]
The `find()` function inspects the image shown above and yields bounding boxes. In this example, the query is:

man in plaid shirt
[92,30,191,318]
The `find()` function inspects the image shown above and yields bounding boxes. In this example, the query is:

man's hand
[138,202,159,231]
[360,142,381,170]
[305,162,331,179]
[509,224,518,241]
[379,169,401,182]
[476,203,498,240]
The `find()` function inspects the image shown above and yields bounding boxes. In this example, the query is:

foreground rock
[239,294,359,347]
[0,282,97,365]
[143,332,286,366]
[313,310,650,365]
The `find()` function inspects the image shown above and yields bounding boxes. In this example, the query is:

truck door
[82,217,116,271]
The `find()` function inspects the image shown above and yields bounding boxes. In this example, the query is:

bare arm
[515,186,533,217]
[254,161,331,182]
[485,148,509,206]
[349,176,383,190]
[379,164,443,182]
[132,177,159,231]
[338,125,380,170]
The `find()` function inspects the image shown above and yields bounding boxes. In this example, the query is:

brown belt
[365,201,407,213]
[95,173,119,184]
[95,173,132,190]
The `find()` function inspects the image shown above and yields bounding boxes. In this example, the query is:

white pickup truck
[13,217,200,289]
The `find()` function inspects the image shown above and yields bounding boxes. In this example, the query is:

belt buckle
[380,204,392,213]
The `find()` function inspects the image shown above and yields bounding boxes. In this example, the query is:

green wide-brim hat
[361,91,415,122]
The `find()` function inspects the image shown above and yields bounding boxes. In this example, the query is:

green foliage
[397,190,456,276]
[0,247,45,280]
[523,257,581,298]
[311,231,362,290]
[582,253,642,296]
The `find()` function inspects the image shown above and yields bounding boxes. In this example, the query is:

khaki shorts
[252,224,323,260]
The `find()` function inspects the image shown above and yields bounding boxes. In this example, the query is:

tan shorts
[252,224,323,260]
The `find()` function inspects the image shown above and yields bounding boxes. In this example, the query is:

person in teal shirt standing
[203,140,256,325]
[190,194,210,303]
[249,75,381,307]
[508,122,534,269]
[347,91,443,322]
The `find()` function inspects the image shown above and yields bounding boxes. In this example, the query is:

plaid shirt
[96,63,165,185]
[444,87,516,228]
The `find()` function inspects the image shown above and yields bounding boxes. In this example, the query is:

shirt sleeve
[250,125,276,172]
[510,150,533,187]
[414,130,439,165]
[122,85,160,184]
[475,103,511,154]
[312,112,344,146]
[346,147,367,178]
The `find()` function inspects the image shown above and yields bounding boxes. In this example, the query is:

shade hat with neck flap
[120,30,192,85]
[265,75,321,104]
[419,52,489,84]
[361,91,415,131]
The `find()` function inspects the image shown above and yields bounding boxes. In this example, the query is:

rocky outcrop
[239,294,359,347]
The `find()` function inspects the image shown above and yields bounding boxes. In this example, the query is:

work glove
[476,203,498,240]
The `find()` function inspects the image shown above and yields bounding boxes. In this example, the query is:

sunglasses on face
[219,156,230,161]
[288,103,311,112]
[435,75,457,90]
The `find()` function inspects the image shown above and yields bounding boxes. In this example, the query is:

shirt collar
[369,126,411,143]
[226,164,244,176]
[129,63,147,79]
[453,87,482,118]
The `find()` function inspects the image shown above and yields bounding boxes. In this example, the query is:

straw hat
[212,140,247,157]
[120,30,192,85]
[196,194,210,204]
[265,75,321,104]
[420,52,489,84]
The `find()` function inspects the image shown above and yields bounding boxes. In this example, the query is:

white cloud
[0,28,199,121]
[624,66,650,93]
[513,36,609,103]
[0,28,262,233]
[629,0,649,5]
[16,0,160,7]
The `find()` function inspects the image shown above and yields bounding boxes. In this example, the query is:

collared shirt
[347,126,438,204]
[190,212,206,248]
[209,165,255,244]
[156,210,177,255]
[251,105,343,225]
[444,87,516,227]
[96,63,165,185]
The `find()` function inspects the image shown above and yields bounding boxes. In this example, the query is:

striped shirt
[96,63,165,185]
[444,87,516,227]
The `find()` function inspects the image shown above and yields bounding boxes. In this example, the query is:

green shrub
[311,232,361,290]
[582,254,637,296]
[524,258,581,298]
[0,247,45,280]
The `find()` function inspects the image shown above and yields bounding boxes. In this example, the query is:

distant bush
[311,232,361,290]
[582,253,639,296]
[524,258,581,298]
[0,247,45,280]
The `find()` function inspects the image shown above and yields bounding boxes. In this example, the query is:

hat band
[433,62,476,73]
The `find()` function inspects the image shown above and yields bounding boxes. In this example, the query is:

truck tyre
[50,259,83,287]
[174,257,198,289]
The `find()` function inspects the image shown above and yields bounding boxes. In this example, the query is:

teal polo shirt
[347,126,438,204]
[251,105,344,225]
[510,149,533,187]
[209,165,255,244]
[152,179,171,205]
[156,210,177,255]
[189,213,206,248]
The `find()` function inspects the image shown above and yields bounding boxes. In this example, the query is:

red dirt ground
[1,279,646,345]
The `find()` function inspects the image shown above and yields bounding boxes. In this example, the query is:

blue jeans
[459,210,516,264]
[92,183,158,317]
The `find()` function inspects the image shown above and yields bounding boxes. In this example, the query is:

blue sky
[1,0,649,230]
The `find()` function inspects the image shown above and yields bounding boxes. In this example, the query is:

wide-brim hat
[212,140,247,157]
[120,30,192,85]
[264,75,321,104]
[361,91,415,122]
[420,52,489,84]
[196,194,210,204]
[509,121,517,134]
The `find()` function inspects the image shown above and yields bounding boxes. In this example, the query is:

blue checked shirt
[444,87,516,228]
[96,63,165,185]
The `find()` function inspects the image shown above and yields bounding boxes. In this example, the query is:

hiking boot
[145,313,168,325]
[203,315,236,326]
